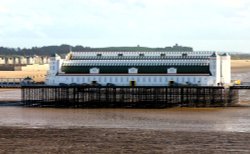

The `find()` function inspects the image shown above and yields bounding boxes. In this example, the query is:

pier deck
[21,85,239,108]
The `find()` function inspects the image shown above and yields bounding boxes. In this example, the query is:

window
[118,54,123,57]
[182,53,188,57]
[139,53,144,57]
[160,53,166,57]
[128,67,138,74]
[97,54,102,57]
[90,67,100,74]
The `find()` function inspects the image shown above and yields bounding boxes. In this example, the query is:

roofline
[56,73,211,76]
[70,51,214,53]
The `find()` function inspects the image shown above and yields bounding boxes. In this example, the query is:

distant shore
[231,60,250,73]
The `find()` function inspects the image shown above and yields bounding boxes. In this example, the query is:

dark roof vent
[221,53,229,56]
[211,52,217,57]
[50,53,57,57]
[24,77,32,80]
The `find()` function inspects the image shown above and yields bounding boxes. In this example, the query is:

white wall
[221,54,231,84]
[0,57,5,64]
[46,75,214,86]
[46,51,231,86]
[209,54,221,85]
[48,55,61,75]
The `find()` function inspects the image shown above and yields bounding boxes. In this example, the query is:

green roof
[61,66,210,74]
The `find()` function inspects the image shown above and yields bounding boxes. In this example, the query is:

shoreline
[1,101,249,107]
[231,60,250,73]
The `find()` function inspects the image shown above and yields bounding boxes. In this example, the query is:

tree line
[0,44,193,56]
[0,44,249,59]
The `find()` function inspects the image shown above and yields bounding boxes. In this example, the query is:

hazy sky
[1,0,250,52]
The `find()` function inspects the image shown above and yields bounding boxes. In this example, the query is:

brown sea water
[0,89,21,101]
[0,107,250,132]
[232,70,250,102]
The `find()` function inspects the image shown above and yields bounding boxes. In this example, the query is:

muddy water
[0,107,250,132]
[0,89,21,101]
[232,71,250,101]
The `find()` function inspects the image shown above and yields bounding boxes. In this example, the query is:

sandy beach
[231,60,250,73]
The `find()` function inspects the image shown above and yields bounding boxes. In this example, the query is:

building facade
[45,51,231,86]
[0,56,50,65]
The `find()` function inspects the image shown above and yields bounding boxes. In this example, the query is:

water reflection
[232,71,250,101]
[0,107,250,132]
[0,89,21,101]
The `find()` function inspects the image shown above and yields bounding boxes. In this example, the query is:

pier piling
[21,86,239,108]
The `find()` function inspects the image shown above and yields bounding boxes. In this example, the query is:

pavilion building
[45,50,231,86]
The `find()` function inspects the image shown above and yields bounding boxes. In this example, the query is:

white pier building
[45,50,231,86]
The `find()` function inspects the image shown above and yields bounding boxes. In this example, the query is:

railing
[230,82,250,89]
[0,83,21,88]
[21,86,237,108]
[0,78,23,88]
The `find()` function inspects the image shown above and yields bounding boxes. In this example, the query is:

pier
[0,78,23,88]
[21,85,239,108]
[229,82,250,89]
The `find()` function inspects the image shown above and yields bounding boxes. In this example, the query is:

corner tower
[45,53,62,85]
[49,53,62,75]
[209,52,221,85]
[220,53,231,84]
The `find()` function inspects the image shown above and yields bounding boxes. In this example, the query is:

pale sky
[1,0,250,52]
